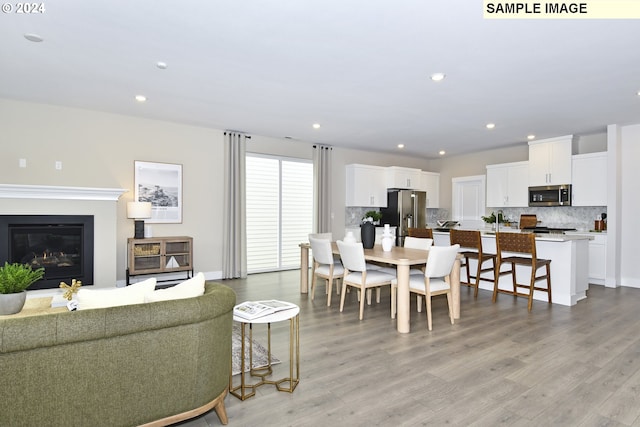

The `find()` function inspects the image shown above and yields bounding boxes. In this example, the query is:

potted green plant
[0,262,45,315]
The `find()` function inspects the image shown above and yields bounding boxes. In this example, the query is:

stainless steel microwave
[528,184,572,207]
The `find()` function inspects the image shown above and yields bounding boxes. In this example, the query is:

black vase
[361,222,375,249]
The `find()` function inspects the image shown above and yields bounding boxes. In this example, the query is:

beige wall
[434,144,529,210]
[1,98,226,283]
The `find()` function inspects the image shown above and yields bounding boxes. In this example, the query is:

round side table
[229,304,300,400]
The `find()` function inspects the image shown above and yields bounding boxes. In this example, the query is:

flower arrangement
[362,210,382,224]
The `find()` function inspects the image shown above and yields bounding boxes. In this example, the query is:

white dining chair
[308,235,344,306]
[391,244,460,330]
[337,240,395,320]
[403,236,433,275]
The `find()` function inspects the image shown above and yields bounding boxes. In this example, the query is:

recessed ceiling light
[312,123,321,129]
[430,73,446,82]
[156,61,168,69]
[439,150,446,155]
[486,123,495,129]
[527,134,536,140]
[397,144,405,149]
[24,33,43,42]
[135,95,147,102]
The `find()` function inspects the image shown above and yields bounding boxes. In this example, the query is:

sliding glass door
[246,154,313,273]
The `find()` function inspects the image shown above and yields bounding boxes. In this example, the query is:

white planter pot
[0,291,27,315]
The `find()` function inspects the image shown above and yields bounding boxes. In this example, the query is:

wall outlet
[55,161,62,170]
[19,158,26,168]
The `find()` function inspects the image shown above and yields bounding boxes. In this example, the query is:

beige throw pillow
[76,278,157,310]
[144,272,205,303]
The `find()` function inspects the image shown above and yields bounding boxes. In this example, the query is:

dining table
[299,242,461,333]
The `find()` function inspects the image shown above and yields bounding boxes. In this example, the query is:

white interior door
[452,175,486,229]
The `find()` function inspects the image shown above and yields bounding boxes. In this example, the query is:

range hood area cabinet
[345,164,388,207]
[486,161,529,207]
[386,166,422,189]
[528,135,573,186]
[571,152,607,207]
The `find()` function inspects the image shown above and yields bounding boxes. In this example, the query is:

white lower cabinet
[567,232,607,284]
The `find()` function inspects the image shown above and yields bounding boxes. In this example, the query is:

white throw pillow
[144,272,205,303]
[76,278,157,310]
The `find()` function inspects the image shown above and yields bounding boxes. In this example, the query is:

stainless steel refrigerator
[380,190,427,246]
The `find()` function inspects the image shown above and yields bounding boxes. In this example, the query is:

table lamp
[127,201,152,239]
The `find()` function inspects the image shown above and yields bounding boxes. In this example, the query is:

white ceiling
[1,1,639,158]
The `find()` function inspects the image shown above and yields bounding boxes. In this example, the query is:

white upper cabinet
[486,161,529,207]
[419,171,440,208]
[571,152,607,206]
[386,166,421,189]
[345,164,388,207]
[528,135,573,186]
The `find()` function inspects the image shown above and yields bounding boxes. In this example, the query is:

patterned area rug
[232,324,280,376]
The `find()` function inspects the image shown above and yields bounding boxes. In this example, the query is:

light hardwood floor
[180,271,640,427]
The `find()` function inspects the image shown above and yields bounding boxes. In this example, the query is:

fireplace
[0,215,94,290]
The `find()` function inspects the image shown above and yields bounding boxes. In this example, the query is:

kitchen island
[433,230,591,306]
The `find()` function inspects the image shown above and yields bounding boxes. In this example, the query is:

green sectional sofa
[0,282,235,427]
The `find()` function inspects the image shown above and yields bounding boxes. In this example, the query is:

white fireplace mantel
[0,184,127,201]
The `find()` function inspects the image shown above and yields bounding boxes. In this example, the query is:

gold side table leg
[275,314,300,392]
[230,322,257,400]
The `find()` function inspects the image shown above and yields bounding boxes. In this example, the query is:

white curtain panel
[313,145,332,234]
[222,132,248,279]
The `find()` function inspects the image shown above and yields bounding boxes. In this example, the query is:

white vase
[343,231,357,244]
[381,233,394,252]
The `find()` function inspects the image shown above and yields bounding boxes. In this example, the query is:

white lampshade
[127,202,152,219]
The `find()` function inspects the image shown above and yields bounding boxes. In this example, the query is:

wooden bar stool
[449,229,497,298]
[493,232,552,311]
[408,227,433,239]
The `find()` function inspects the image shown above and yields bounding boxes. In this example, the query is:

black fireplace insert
[0,215,94,290]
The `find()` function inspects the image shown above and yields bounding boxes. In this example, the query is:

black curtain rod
[224,131,251,139]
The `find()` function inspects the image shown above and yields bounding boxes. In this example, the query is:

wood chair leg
[528,267,536,311]
[417,295,422,312]
[339,282,348,312]
[446,291,454,325]
[359,286,366,320]
[310,267,317,300]
[426,293,433,331]
[474,259,482,298]
[546,264,552,303]
[326,277,333,307]
[465,256,471,285]
[492,262,500,303]
[511,262,518,297]
[376,287,381,304]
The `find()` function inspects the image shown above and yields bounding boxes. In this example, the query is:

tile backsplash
[345,206,607,231]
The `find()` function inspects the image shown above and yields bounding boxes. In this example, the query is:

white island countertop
[432,228,590,307]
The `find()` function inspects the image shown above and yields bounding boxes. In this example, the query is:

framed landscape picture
[134,161,183,223]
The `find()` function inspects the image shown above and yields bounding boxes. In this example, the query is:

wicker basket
[134,245,161,256]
